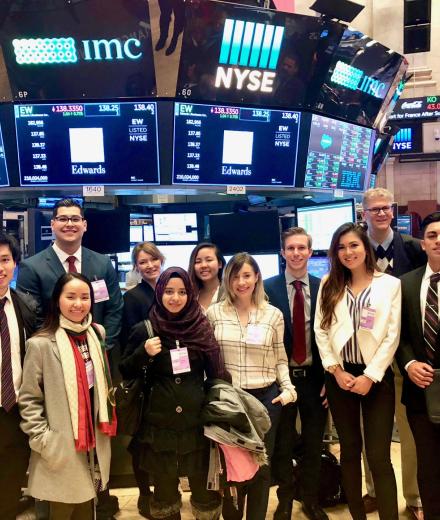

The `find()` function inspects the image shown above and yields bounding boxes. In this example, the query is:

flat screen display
[209,210,280,254]
[0,123,10,187]
[296,199,355,252]
[15,101,160,186]
[311,28,404,127]
[225,253,280,280]
[173,102,300,186]
[160,244,198,270]
[130,225,143,244]
[82,208,130,254]
[397,215,412,235]
[390,124,423,154]
[304,114,374,191]
[176,0,343,108]
[153,213,198,243]
[307,256,329,279]
[0,0,156,101]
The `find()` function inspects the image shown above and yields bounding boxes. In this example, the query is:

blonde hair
[362,188,393,209]
[221,252,267,308]
[131,242,165,267]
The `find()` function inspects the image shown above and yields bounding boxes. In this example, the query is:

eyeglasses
[53,216,84,224]
[364,205,392,215]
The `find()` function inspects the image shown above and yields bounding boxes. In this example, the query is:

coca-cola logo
[401,101,423,110]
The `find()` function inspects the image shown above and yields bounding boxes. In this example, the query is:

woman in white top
[314,223,401,520]
[207,252,296,520]
[188,242,225,310]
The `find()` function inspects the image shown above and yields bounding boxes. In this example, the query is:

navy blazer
[16,245,123,348]
[264,273,324,382]
[395,265,430,413]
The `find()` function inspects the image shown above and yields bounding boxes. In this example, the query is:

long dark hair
[36,273,94,336]
[320,223,376,330]
[188,242,225,294]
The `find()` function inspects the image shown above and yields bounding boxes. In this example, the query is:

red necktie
[66,256,77,273]
[292,280,306,365]
[1,297,16,411]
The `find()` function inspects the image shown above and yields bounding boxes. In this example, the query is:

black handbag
[115,320,154,436]
[425,368,440,424]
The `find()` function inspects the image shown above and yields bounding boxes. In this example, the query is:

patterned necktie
[292,280,306,364]
[0,297,16,411]
[424,272,440,364]
[66,256,77,273]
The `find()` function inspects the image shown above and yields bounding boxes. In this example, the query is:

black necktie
[0,297,16,411]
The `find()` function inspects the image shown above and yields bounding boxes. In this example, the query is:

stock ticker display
[304,114,373,191]
[172,102,301,186]
[14,101,160,186]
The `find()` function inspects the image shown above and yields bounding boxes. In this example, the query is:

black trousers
[272,370,327,504]
[158,0,185,40]
[325,366,398,520]
[407,411,440,520]
[0,406,30,520]
[49,500,93,520]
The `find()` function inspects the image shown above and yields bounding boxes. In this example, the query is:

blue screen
[15,101,160,186]
[307,256,329,279]
[173,102,300,187]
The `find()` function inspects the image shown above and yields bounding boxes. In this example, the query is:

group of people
[0,189,439,520]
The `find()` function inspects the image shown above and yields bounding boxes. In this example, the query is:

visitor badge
[360,307,376,330]
[246,324,265,345]
[91,279,110,303]
[170,346,191,374]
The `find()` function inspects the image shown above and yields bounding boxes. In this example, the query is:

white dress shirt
[52,243,82,273]
[0,288,22,404]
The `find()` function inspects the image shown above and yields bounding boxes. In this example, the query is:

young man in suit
[265,227,328,520]
[396,211,440,520]
[0,232,36,520]
[17,199,123,520]
[362,188,426,520]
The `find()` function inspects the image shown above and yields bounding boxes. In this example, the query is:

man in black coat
[0,232,36,520]
[362,187,426,520]
[396,212,440,520]
[265,227,328,520]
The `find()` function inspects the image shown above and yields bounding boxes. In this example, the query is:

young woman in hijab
[207,253,297,520]
[188,243,225,311]
[314,223,401,520]
[120,267,230,520]
[19,273,116,519]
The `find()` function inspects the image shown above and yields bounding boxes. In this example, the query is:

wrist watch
[327,364,340,374]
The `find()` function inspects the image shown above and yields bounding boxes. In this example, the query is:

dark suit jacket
[392,231,426,277]
[10,289,37,362]
[264,273,324,383]
[16,245,123,348]
[395,265,429,413]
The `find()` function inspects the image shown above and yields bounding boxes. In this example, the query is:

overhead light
[303,194,313,200]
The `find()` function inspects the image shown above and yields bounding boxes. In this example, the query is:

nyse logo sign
[215,19,284,93]
[330,61,388,99]
[12,36,142,65]
[392,128,412,151]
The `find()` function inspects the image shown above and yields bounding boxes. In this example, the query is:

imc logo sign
[12,36,142,65]
[392,128,412,151]
[330,61,388,99]
[215,19,284,93]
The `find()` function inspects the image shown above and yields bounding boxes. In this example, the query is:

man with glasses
[362,187,426,520]
[17,198,123,520]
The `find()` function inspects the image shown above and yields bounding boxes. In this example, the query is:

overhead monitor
[173,102,301,186]
[160,244,198,271]
[0,122,10,187]
[307,256,330,279]
[209,210,280,254]
[0,0,156,101]
[14,101,160,186]
[82,208,130,254]
[296,199,355,252]
[225,253,280,280]
[303,114,374,191]
[153,213,198,243]
[310,28,405,127]
[176,0,343,108]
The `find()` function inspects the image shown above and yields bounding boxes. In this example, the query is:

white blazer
[314,272,401,382]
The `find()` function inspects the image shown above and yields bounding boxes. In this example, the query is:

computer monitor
[303,114,374,191]
[397,215,412,236]
[307,256,330,279]
[0,121,10,187]
[224,253,280,280]
[296,199,355,253]
[153,213,198,243]
[173,102,301,187]
[15,101,160,186]
[160,244,198,270]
